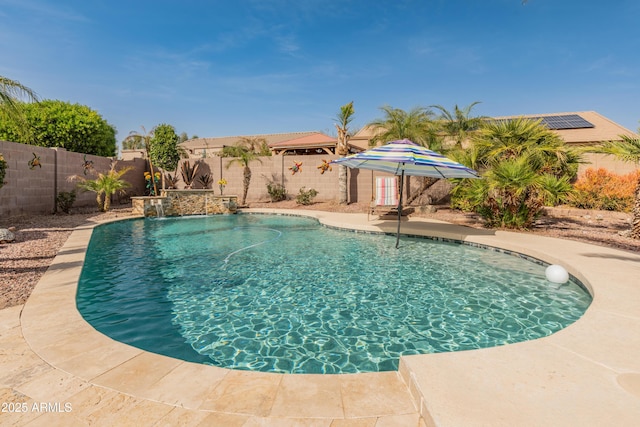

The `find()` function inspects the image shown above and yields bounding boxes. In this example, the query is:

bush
[266,182,287,202]
[295,187,318,205]
[0,153,6,189]
[56,190,76,213]
[569,168,639,212]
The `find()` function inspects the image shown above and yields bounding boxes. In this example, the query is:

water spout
[151,199,165,217]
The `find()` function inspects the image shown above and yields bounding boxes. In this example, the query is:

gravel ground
[1,202,638,309]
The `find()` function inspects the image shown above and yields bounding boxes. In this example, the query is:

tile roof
[179,131,320,151]
[268,133,337,148]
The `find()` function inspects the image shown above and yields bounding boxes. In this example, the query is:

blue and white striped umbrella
[331,139,480,247]
[331,139,480,179]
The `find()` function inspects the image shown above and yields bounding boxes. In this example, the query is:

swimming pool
[76,214,592,374]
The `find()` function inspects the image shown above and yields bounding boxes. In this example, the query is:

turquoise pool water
[77,214,592,374]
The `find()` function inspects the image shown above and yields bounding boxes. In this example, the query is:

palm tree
[474,117,579,178]
[221,140,263,206]
[367,105,439,148]
[0,76,39,141]
[452,117,580,228]
[591,134,640,238]
[430,101,486,147]
[334,101,355,204]
[128,126,158,195]
[0,76,38,112]
[367,105,442,204]
[73,162,132,211]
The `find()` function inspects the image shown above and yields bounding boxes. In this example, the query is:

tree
[591,133,640,238]
[0,100,116,156]
[334,101,355,204]
[451,118,580,228]
[367,105,439,148]
[431,101,486,147]
[72,162,132,212]
[149,123,181,189]
[367,105,442,204]
[128,126,158,195]
[221,139,263,206]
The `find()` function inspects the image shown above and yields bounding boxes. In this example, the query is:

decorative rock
[0,228,16,243]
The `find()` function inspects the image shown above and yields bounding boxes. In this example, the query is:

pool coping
[12,209,640,426]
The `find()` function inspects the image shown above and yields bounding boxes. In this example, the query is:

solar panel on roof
[529,114,594,130]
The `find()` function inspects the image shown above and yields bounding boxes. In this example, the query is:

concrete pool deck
[2,209,640,426]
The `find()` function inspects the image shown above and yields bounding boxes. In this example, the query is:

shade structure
[331,139,480,247]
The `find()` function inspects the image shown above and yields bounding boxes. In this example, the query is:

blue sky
[1,0,639,146]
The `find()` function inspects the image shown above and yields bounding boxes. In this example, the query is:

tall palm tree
[592,134,640,239]
[367,105,439,148]
[334,101,355,204]
[221,140,263,206]
[367,105,442,204]
[430,101,486,147]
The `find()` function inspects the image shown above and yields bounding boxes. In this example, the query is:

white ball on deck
[545,264,569,284]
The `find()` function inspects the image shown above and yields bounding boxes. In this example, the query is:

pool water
[77,214,592,374]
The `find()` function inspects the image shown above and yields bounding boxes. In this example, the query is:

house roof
[180,131,320,153]
[350,111,637,146]
[491,111,637,144]
[268,133,337,149]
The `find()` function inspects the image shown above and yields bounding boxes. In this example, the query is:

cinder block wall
[0,141,146,217]
[175,155,348,203]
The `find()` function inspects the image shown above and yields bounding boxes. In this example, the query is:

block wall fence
[1,140,637,217]
[0,140,146,217]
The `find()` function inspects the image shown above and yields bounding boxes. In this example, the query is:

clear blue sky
[2,0,639,146]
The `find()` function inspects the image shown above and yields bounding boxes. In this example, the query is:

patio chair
[369,176,400,220]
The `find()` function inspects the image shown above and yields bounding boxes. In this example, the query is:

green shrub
[266,182,287,202]
[295,187,318,205]
[56,190,76,213]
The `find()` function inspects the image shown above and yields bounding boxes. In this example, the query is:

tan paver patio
[2,209,639,426]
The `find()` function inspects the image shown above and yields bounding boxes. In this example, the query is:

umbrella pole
[395,170,405,249]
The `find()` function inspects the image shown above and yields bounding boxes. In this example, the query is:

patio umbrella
[331,139,480,248]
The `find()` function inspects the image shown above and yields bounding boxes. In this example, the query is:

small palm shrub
[569,168,639,212]
[295,187,318,205]
[452,157,573,229]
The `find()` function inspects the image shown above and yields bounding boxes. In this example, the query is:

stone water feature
[132,189,238,217]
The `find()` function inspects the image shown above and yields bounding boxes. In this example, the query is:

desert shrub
[569,168,639,212]
[295,187,318,205]
[266,182,287,202]
[56,190,76,213]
